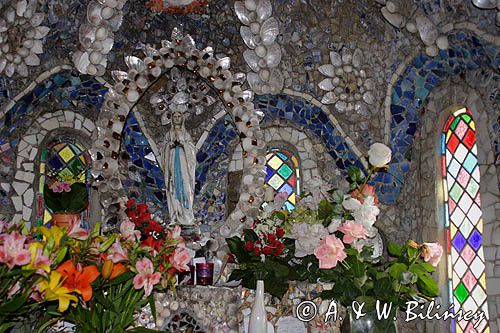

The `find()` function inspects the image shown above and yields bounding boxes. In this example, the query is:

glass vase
[341,308,398,333]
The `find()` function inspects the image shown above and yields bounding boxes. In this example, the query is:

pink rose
[351,185,380,206]
[314,235,347,269]
[421,243,443,267]
[337,221,369,244]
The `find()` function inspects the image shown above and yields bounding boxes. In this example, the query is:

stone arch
[12,110,97,226]
[379,30,500,204]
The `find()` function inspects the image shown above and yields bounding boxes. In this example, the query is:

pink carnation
[314,235,347,269]
[422,243,443,267]
[337,221,369,244]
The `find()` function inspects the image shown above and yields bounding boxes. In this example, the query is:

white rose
[352,196,380,235]
[368,143,392,168]
[342,196,361,211]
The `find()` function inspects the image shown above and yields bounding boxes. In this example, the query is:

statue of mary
[161,111,196,225]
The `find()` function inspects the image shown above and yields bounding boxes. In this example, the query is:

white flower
[328,218,341,233]
[290,222,329,257]
[368,143,392,168]
[342,196,361,211]
[352,196,379,237]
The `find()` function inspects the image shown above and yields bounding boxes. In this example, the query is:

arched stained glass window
[37,139,91,227]
[264,147,300,211]
[442,107,489,333]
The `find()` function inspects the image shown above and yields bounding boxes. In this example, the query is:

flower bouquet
[0,213,191,332]
[226,143,443,332]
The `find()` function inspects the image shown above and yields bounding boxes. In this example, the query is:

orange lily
[109,263,127,280]
[56,260,100,301]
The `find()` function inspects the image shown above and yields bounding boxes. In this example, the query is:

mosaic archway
[379,31,500,204]
[92,30,266,238]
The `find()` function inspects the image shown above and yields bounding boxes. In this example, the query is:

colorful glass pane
[442,108,489,332]
[264,148,301,211]
[38,140,90,228]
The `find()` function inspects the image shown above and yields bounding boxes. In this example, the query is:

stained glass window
[442,107,490,333]
[37,139,90,227]
[264,147,300,211]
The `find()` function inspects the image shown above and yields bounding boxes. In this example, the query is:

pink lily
[120,219,141,242]
[107,240,129,263]
[67,216,88,240]
[133,258,161,297]
[171,246,191,272]
[0,231,31,269]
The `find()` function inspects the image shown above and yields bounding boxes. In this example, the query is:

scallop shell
[111,70,128,82]
[240,26,257,49]
[107,12,123,31]
[87,1,103,26]
[79,24,97,49]
[73,51,90,74]
[234,1,251,25]
[125,55,146,72]
[243,49,260,72]
[256,0,272,21]
[260,17,278,45]
[264,43,281,68]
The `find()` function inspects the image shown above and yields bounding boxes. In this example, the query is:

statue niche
[121,66,234,229]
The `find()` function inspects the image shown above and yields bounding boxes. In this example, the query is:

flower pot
[51,213,81,228]
[249,280,267,333]
[341,308,398,333]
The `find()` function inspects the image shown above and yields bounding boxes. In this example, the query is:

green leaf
[348,167,364,183]
[416,274,439,297]
[355,296,376,312]
[243,229,259,242]
[332,190,344,204]
[226,237,252,263]
[387,242,402,257]
[388,263,408,280]
[318,199,334,221]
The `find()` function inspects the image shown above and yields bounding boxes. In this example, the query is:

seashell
[405,21,417,33]
[243,49,260,72]
[73,51,90,74]
[244,0,257,11]
[250,22,260,34]
[318,64,335,77]
[87,64,97,76]
[264,43,281,68]
[259,68,270,81]
[16,0,27,17]
[260,17,278,45]
[182,35,196,49]
[101,6,114,20]
[352,48,363,68]
[89,51,103,64]
[255,44,266,58]
[87,1,103,26]
[17,63,28,76]
[172,91,189,104]
[30,13,44,27]
[5,63,15,77]
[329,51,342,67]
[425,44,439,57]
[217,56,231,70]
[234,1,251,25]
[415,14,438,46]
[136,75,149,89]
[240,26,257,49]
[0,59,6,73]
[23,7,33,19]
[96,64,106,76]
[101,37,114,54]
[5,8,16,24]
[34,26,50,39]
[385,1,397,13]
[95,26,108,41]
[246,72,263,93]
[24,52,40,66]
[381,7,405,28]
[143,44,159,58]
[126,89,139,102]
[318,78,334,91]
[436,35,449,50]
[472,0,496,9]
[321,91,338,104]
[171,27,183,41]
[268,68,283,93]
[107,12,123,31]
[233,72,247,84]
[79,24,96,49]
[256,0,272,21]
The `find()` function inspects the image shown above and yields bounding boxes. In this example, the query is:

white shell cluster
[380,1,451,57]
[136,287,241,332]
[318,48,376,113]
[0,0,49,77]
[235,0,284,95]
[91,28,267,237]
[73,0,127,76]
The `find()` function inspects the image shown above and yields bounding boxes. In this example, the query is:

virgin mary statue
[161,111,196,225]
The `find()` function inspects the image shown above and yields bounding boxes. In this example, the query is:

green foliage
[43,183,88,214]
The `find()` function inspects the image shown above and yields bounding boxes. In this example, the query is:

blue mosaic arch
[0,71,107,150]
[380,31,500,204]
[255,94,368,173]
